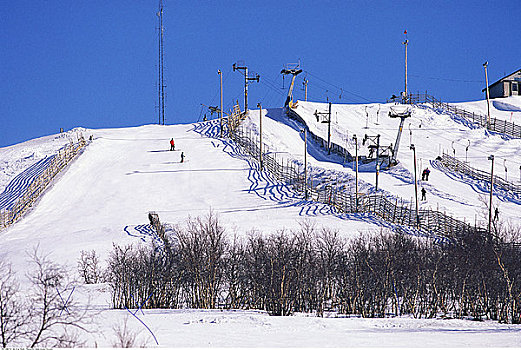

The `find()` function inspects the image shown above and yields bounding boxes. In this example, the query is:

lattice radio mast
[157,0,166,125]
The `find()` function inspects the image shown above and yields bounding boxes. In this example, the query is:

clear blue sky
[1,0,520,147]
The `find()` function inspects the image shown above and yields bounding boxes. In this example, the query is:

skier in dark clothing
[180,152,185,163]
[421,187,427,201]
[494,207,499,221]
[170,138,175,151]
[422,168,430,181]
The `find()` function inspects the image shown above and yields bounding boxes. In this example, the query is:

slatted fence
[0,136,88,230]
[227,110,481,242]
[439,152,521,197]
[409,93,521,138]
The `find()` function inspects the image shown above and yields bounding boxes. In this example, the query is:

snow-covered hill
[281,97,521,227]
[1,97,521,346]
[0,122,379,273]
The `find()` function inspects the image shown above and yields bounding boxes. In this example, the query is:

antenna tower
[157,0,166,125]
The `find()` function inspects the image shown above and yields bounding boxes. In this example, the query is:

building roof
[482,67,521,92]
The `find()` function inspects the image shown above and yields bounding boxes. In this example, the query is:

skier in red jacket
[170,138,175,151]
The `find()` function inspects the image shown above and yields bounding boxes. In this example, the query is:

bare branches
[78,250,102,284]
[0,260,29,348]
[27,248,88,348]
[0,249,90,348]
[105,212,521,324]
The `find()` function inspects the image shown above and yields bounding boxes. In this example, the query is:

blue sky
[1,0,520,147]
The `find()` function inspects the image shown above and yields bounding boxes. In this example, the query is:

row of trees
[106,213,521,323]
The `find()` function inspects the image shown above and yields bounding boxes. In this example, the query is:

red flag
[404,30,407,34]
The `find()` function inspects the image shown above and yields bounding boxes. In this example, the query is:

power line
[409,73,483,83]
[303,70,376,103]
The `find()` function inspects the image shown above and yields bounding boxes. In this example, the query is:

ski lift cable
[300,76,365,103]
[259,77,283,92]
[258,78,286,97]
[409,73,482,84]
[306,80,360,103]
[303,70,376,103]
[261,73,289,92]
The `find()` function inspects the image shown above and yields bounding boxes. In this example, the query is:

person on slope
[170,138,175,151]
[421,187,427,201]
[422,167,430,181]
[180,152,185,163]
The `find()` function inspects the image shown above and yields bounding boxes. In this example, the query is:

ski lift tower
[389,105,412,166]
[281,63,302,115]
[233,62,260,115]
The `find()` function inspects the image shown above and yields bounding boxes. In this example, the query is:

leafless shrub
[78,249,102,284]
[0,259,30,348]
[105,212,521,324]
[0,249,90,348]
[112,317,149,348]
[26,248,88,348]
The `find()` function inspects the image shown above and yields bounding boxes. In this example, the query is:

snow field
[1,98,521,346]
[271,98,521,228]
[0,122,379,276]
[74,283,521,347]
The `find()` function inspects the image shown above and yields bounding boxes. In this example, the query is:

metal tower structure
[233,62,259,114]
[157,0,166,125]
[389,105,411,166]
[281,63,302,112]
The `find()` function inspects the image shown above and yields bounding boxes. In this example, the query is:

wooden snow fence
[409,93,521,139]
[0,136,88,230]
[439,152,521,197]
[226,111,482,242]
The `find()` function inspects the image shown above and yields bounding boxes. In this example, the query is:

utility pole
[258,103,263,170]
[488,155,495,235]
[314,102,332,154]
[301,129,308,199]
[328,102,331,154]
[484,62,491,126]
[403,31,409,104]
[157,0,166,125]
[233,63,259,115]
[376,134,380,191]
[410,144,419,228]
[353,135,359,212]
[218,69,223,137]
[303,78,308,101]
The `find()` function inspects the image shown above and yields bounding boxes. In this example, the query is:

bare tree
[0,259,29,348]
[179,211,226,309]
[77,250,102,284]
[26,248,88,348]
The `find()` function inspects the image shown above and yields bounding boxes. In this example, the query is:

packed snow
[1,97,521,346]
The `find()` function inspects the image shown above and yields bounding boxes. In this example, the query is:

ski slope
[269,97,521,228]
[1,97,521,346]
[0,122,380,273]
